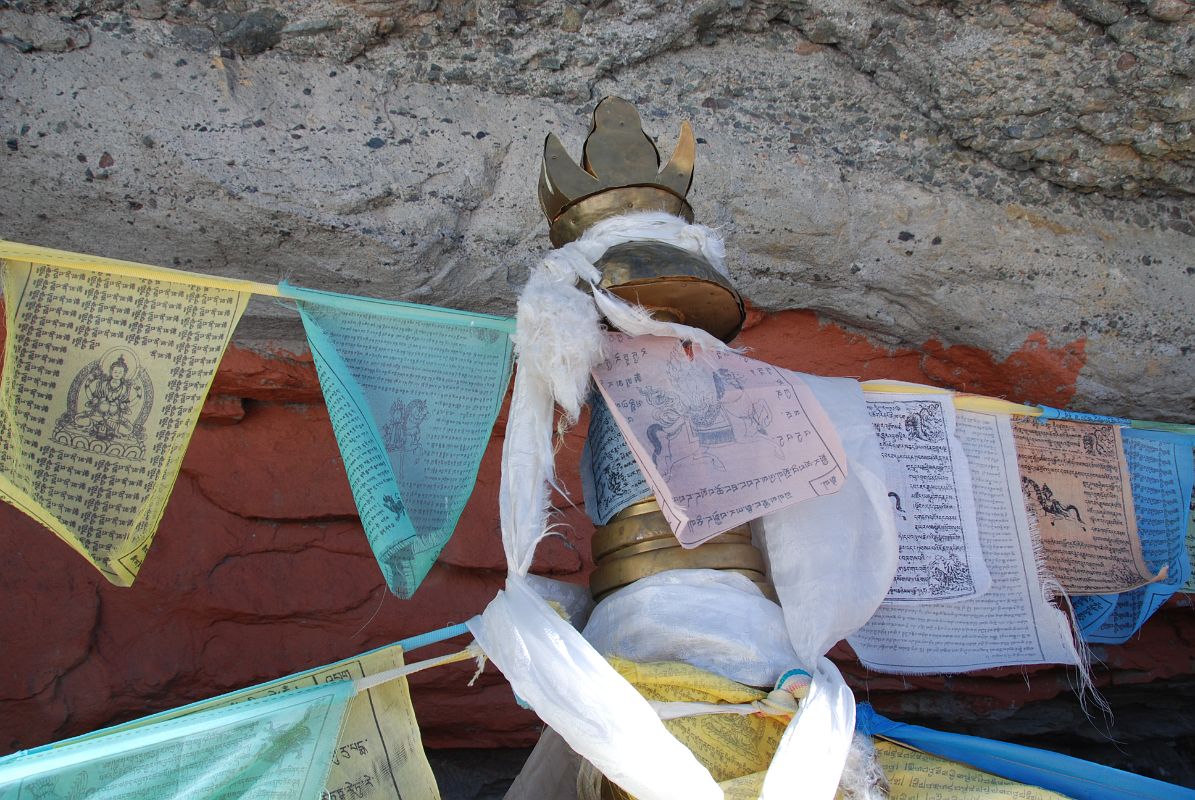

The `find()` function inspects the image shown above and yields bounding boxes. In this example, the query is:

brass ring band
[589,543,766,599]
[595,531,752,565]
[591,513,670,562]
[593,511,752,562]
[609,497,660,522]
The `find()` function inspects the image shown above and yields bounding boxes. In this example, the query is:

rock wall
[1,0,1193,784]
[1,0,1192,418]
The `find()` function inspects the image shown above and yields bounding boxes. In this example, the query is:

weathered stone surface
[0,2,1190,421]
[0,10,91,53]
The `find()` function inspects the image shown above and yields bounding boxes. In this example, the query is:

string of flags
[1,240,1193,623]
[0,241,514,598]
[2,239,1195,798]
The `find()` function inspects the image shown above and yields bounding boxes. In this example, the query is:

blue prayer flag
[1074,429,1194,644]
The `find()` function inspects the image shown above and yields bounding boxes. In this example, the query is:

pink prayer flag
[592,333,848,546]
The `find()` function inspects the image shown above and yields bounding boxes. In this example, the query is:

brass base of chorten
[589,497,777,603]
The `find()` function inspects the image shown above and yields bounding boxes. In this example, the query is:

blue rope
[398,622,471,652]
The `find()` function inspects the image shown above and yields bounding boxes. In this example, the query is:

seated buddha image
[53,347,153,460]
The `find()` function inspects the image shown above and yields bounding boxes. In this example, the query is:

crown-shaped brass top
[539,97,696,246]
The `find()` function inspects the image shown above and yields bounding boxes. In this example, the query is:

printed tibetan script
[285,285,514,598]
[849,411,1077,674]
[865,392,990,604]
[0,258,248,585]
[580,394,652,526]
[0,683,352,799]
[57,642,441,800]
[593,333,847,547]
[1012,419,1158,595]
[1073,430,1194,643]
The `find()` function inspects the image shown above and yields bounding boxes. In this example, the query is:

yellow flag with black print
[0,242,253,585]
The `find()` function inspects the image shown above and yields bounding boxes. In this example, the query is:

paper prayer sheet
[0,682,354,800]
[581,394,653,525]
[1073,429,1194,643]
[865,392,991,604]
[1012,419,1157,595]
[849,411,1078,674]
[592,333,847,546]
[283,285,514,598]
[0,257,248,585]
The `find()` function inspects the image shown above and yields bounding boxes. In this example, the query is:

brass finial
[539,97,696,246]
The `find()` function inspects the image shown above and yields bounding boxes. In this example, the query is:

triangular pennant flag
[0,243,250,585]
[0,681,354,799]
[55,641,440,799]
[280,284,514,597]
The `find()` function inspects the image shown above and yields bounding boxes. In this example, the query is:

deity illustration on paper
[594,333,847,546]
[1081,425,1115,458]
[926,552,972,597]
[53,347,153,460]
[639,349,781,479]
[382,396,428,480]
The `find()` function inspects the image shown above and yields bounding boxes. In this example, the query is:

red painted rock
[183,403,356,520]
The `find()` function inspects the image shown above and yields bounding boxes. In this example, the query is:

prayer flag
[1186,499,1195,594]
[280,284,514,597]
[0,681,354,800]
[592,332,847,546]
[0,243,250,585]
[55,641,440,800]
[1012,419,1159,595]
[849,411,1080,673]
[856,703,1195,800]
[863,391,991,605]
[1073,430,1194,643]
[873,740,1068,799]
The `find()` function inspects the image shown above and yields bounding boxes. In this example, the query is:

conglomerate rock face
[1,0,1194,775]
[1,0,1192,418]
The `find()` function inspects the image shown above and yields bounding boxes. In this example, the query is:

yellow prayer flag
[875,739,1069,800]
[0,245,250,585]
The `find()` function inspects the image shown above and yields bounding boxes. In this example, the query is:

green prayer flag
[0,682,353,799]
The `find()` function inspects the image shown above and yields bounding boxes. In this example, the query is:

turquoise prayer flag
[279,284,515,597]
[0,681,354,800]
